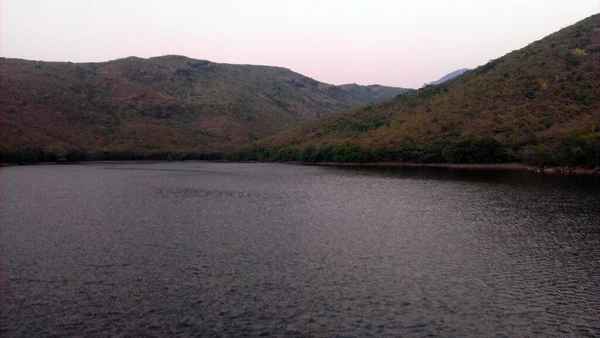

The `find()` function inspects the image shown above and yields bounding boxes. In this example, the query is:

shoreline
[0,160,211,167]
[286,161,600,175]
[1,160,599,175]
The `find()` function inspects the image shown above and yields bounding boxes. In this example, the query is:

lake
[1,162,599,336]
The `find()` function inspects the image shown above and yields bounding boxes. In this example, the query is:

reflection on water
[1,163,599,336]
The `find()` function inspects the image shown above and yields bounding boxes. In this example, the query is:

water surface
[1,163,599,336]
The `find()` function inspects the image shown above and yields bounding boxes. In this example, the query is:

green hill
[0,55,408,162]
[241,14,600,167]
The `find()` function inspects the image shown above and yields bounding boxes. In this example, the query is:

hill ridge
[0,55,409,162]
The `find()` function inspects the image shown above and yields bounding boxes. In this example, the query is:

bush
[558,134,600,167]
[441,136,503,163]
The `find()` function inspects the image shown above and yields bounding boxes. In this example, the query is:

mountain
[241,14,600,167]
[425,68,471,86]
[0,55,409,162]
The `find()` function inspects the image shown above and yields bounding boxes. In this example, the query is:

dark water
[1,163,599,337]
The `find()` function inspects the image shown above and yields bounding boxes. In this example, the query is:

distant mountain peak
[425,68,471,86]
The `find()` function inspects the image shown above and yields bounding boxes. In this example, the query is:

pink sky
[1,0,598,88]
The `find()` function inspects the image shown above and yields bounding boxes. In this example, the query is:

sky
[1,0,598,88]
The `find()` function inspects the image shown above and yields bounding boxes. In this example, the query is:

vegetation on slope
[0,55,408,163]
[237,14,600,167]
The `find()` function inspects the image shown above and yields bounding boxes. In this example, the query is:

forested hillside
[238,14,600,167]
[0,55,408,162]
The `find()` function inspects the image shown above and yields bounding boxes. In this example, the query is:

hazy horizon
[2,0,598,88]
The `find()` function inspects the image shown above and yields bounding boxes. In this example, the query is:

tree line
[2,134,599,167]
[230,135,600,167]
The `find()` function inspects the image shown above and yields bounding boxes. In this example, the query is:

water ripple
[1,163,599,336]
